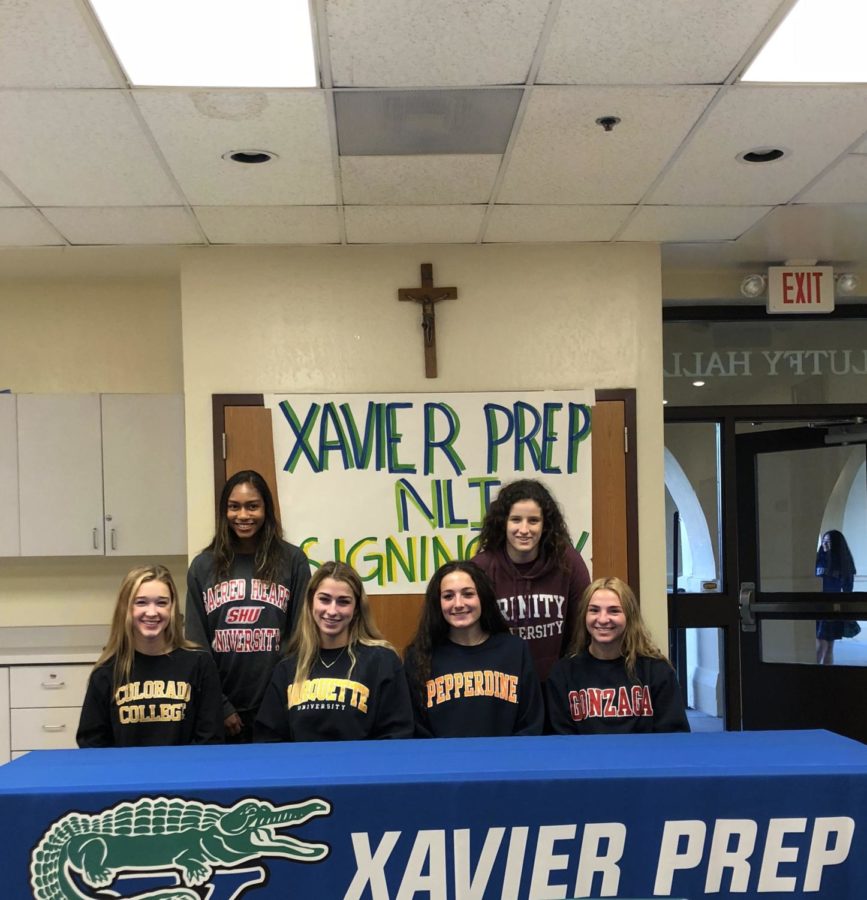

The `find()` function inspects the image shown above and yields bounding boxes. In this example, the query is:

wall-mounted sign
[265,391,593,592]
[767,266,834,314]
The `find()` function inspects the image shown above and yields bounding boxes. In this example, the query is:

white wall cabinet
[0,395,19,556]
[18,394,104,556]
[13,393,186,557]
[101,394,187,556]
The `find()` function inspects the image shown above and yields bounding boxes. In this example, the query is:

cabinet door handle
[41,724,67,733]
[40,681,66,690]
[92,528,99,550]
[111,528,117,551]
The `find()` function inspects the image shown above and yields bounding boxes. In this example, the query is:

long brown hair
[94,565,198,687]
[288,561,395,684]
[568,576,670,679]
[209,470,284,583]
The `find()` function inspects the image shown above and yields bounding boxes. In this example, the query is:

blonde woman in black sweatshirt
[254,561,413,742]
[546,576,689,735]
[78,565,222,747]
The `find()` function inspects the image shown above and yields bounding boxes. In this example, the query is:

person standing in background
[186,470,311,741]
[816,529,858,666]
[473,479,590,681]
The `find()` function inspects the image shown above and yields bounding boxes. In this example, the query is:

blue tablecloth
[3,730,865,898]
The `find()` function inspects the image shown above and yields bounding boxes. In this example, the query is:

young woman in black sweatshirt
[405,561,543,737]
[254,561,413,742]
[77,565,223,747]
[546,576,689,735]
[185,470,311,742]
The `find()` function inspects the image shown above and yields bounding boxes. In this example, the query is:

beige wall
[0,279,183,393]
[181,243,669,641]
[0,276,185,625]
[0,244,669,643]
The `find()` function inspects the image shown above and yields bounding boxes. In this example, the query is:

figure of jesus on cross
[398,263,457,378]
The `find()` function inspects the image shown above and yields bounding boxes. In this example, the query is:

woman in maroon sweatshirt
[473,479,590,681]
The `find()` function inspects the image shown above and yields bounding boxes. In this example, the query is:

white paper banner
[266,391,593,593]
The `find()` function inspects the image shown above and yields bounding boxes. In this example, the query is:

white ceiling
[2,0,867,281]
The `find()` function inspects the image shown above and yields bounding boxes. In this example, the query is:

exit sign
[767,266,834,313]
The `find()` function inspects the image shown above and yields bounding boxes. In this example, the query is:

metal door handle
[111,528,117,551]
[739,582,756,632]
[40,681,66,690]
[41,724,67,733]
[92,528,99,549]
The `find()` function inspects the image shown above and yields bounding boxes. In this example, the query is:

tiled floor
[686,708,724,733]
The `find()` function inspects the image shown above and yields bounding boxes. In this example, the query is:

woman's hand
[224,712,243,737]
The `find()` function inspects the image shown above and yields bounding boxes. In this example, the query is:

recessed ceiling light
[737,148,787,164]
[742,0,867,83]
[692,381,706,388]
[222,150,278,164]
[90,0,317,87]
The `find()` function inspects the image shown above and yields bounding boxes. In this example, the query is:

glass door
[736,424,867,741]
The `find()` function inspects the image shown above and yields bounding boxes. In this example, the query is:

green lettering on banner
[423,402,466,476]
[567,403,592,474]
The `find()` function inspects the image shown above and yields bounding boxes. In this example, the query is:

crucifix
[398,263,458,378]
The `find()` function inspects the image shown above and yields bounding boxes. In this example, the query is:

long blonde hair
[94,565,198,687]
[288,561,394,684]
[568,576,670,679]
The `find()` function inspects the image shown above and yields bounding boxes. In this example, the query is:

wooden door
[215,394,636,652]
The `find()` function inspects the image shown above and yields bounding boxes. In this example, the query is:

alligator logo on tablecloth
[29,795,331,899]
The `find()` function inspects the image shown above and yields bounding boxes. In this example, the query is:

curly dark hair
[208,470,285,584]
[476,479,573,569]
[406,561,509,703]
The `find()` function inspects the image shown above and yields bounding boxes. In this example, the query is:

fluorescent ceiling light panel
[89,0,317,87]
[742,0,867,83]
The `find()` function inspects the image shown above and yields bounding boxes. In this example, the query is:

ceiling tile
[663,205,867,268]
[0,179,26,205]
[345,206,485,243]
[134,90,336,205]
[42,207,203,245]
[0,0,120,88]
[195,206,341,244]
[327,0,550,87]
[650,86,867,205]
[485,205,632,242]
[499,86,716,204]
[539,0,785,85]
[341,156,500,204]
[0,91,182,205]
[621,206,773,242]
[798,156,867,204]
[334,90,521,155]
[0,209,64,246]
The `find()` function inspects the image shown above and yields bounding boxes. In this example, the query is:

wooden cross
[398,263,457,378]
